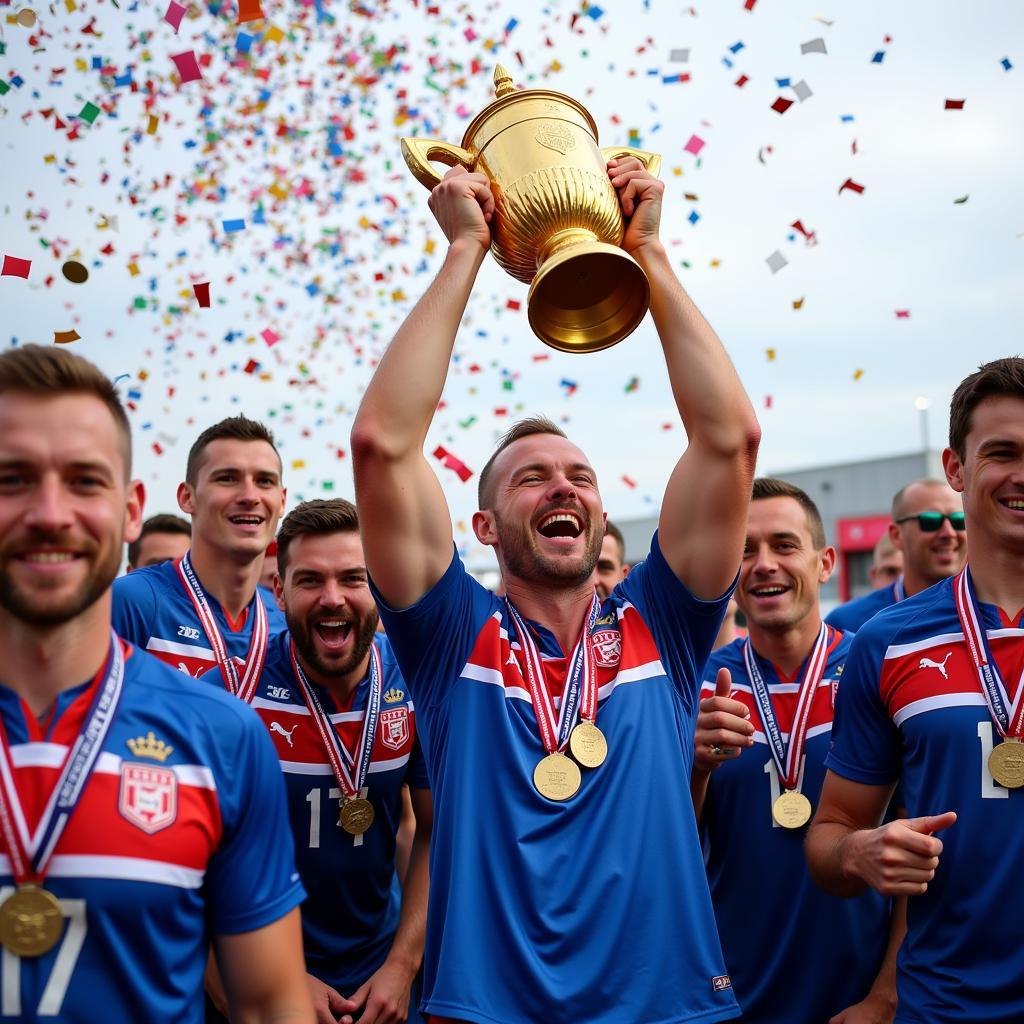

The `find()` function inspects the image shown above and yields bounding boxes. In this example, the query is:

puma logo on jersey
[267,685,291,700]
[919,651,953,679]
[269,722,297,747]
[177,625,202,640]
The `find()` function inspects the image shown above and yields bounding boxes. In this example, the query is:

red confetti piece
[744,0,757,9]
[237,0,264,22]
[944,99,965,110]
[622,475,637,489]
[170,50,203,84]
[243,359,260,374]
[506,299,521,311]
[1,255,31,279]
[771,97,793,114]
[164,0,186,32]
[193,282,210,307]
[895,310,911,318]
[53,329,80,344]
[261,328,280,346]
[432,446,474,483]
[735,74,749,87]
[838,178,865,195]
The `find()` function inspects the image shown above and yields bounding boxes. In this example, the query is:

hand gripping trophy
[401,66,661,353]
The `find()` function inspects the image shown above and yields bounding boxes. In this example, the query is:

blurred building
[614,449,946,612]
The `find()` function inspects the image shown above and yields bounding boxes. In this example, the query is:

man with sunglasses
[828,480,966,632]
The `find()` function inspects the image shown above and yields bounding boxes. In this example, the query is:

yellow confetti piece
[853,369,864,381]
[424,238,436,254]
[258,372,273,381]
[792,296,804,310]
[766,348,776,361]
[268,180,289,200]
[75,58,88,72]
[358,216,372,229]
[147,115,158,135]
[391,289,406,301]
[54,329,80,344]
[291,459,306,470]
[127,262,139,277]
[65,0,76,9]
[672,167,683,177]
[710,259,720,268]
[44,154,56,164]
[264,24,284,43]
[138,369,149,381]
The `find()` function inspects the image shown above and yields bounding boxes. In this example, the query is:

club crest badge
[118,762,177,834]
[380,707,410,751]
[592,629,622,668]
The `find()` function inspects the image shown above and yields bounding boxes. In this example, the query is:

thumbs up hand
[694,667,755,776]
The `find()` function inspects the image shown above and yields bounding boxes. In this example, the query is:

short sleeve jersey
[200,630,429,994]
[0,642,304,1023]
[700,631,890,1023]
[372,533,740,1024]
[826,578,1024,1024]
[112,556,284,679]
[826,580,902,633]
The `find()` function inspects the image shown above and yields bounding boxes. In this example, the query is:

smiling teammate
[351,158,760,1023]
[808,358,1024,1023]
[113,416,286,682]
[694,479,898,1024]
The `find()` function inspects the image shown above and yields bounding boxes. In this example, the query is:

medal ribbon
[0,631,125,883]
[176,551,268,703]
[893,576,906,603]
[289,640,382,799]
[743,622,829,791]
[953,566,1024,740]
[505,594,600,753]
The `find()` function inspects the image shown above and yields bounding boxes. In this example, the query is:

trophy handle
[600,146,662,178]
[401,138,476,190]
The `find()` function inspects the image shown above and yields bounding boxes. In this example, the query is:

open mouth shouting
[312,617,354,653]
[536,509,585,545]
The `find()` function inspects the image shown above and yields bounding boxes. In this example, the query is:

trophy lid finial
[493,64,516,99]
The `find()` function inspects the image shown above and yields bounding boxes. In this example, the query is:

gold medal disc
[339,796,375,835]
[772,790,813,830]
[988,739,1024,789]
[568,720,607,769]
[0,885,63,958]
[533,752,582,802]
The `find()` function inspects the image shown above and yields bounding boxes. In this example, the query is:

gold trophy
[401,66,661,353]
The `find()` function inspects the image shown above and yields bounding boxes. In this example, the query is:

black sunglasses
[894,511,966,532]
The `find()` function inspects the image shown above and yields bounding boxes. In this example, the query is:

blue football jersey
[0,641,304,1023]
[372,533,740,1024]
[827,578,1024,1024]
[112,555,284,680]
[826,579,902,633]
[201,630,429,996]
[701,632,890,1023]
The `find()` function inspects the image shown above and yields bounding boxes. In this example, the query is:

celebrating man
[351,159,760,1023]
[205,499,431,1024]
[827,479,965,632]
[125,512,192,571]
[694,479,898,1023]
[113,415,285,681]
[0,345,311,1022]
[807,358,1024,1023]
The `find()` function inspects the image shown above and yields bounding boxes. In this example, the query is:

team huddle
[0,157,1019,1024]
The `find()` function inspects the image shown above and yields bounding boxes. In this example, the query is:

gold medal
[772,790,813,830]
[568,720,607,769]
[988,739,1024,789]
[0,885,63,958]
[339,796,375,835]
[533,752,581,802]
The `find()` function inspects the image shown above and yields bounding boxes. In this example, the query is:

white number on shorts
[0,888,87,1017]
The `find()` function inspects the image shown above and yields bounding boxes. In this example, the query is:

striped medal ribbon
[176,551,268,703]
[0,631,126,956]
[744,622,829,829]
[953,566,1024,788]
[289,639,382,834]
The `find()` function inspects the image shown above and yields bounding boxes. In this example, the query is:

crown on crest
[383,687,405,704]
[126,731,174,762]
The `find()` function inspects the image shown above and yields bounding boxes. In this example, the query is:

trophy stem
[535,228,600,270]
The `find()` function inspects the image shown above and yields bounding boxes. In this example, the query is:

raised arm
[351,168,495,608]
[608,159,761,599]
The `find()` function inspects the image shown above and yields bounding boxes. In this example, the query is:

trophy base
[528,241,650,353]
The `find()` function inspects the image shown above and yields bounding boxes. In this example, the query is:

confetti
[1001,57,1013,71]
[193,282,211,307]
[800,38,827,55]
[765,251,787,274]
[895,310,910,318]
[54,329,81,344]
[432,446,473,483]
[222,218,246,233]
[853,369,865,381]
[765,348,776,361]
[261,328,280,346]
[164,0,186,32]
[62,260,88,284]
[954,194,970,204]
[237,0,264,23]
[669,48,689,63]
[791,80,812,102]
[77,102,101,125]
[839,178,865,195]
[1,255,31,279]
[944,99,965,110]
[684,134,705,155]
[170,50,203,84]
[792,297,805,310]
[871,51,885,64]
[771,97,794,114]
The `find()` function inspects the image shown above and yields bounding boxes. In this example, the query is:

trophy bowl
[401,66,661,353]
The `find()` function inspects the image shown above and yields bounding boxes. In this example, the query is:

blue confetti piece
[113,71,133,87]
[871,50,885,63]
[505,17,518,32]
[222,218,246,233]
[840,114,855,122]
[775,77,790,87]
[721,56,734,68]
[91,56,102,69]
[236,32,254,53]
[729,41,745,54]
[688,210,700,225]
[586,5,604,19]
[1001,57,1013,71]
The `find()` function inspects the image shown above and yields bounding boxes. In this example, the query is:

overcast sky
[1,0,1021,565]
